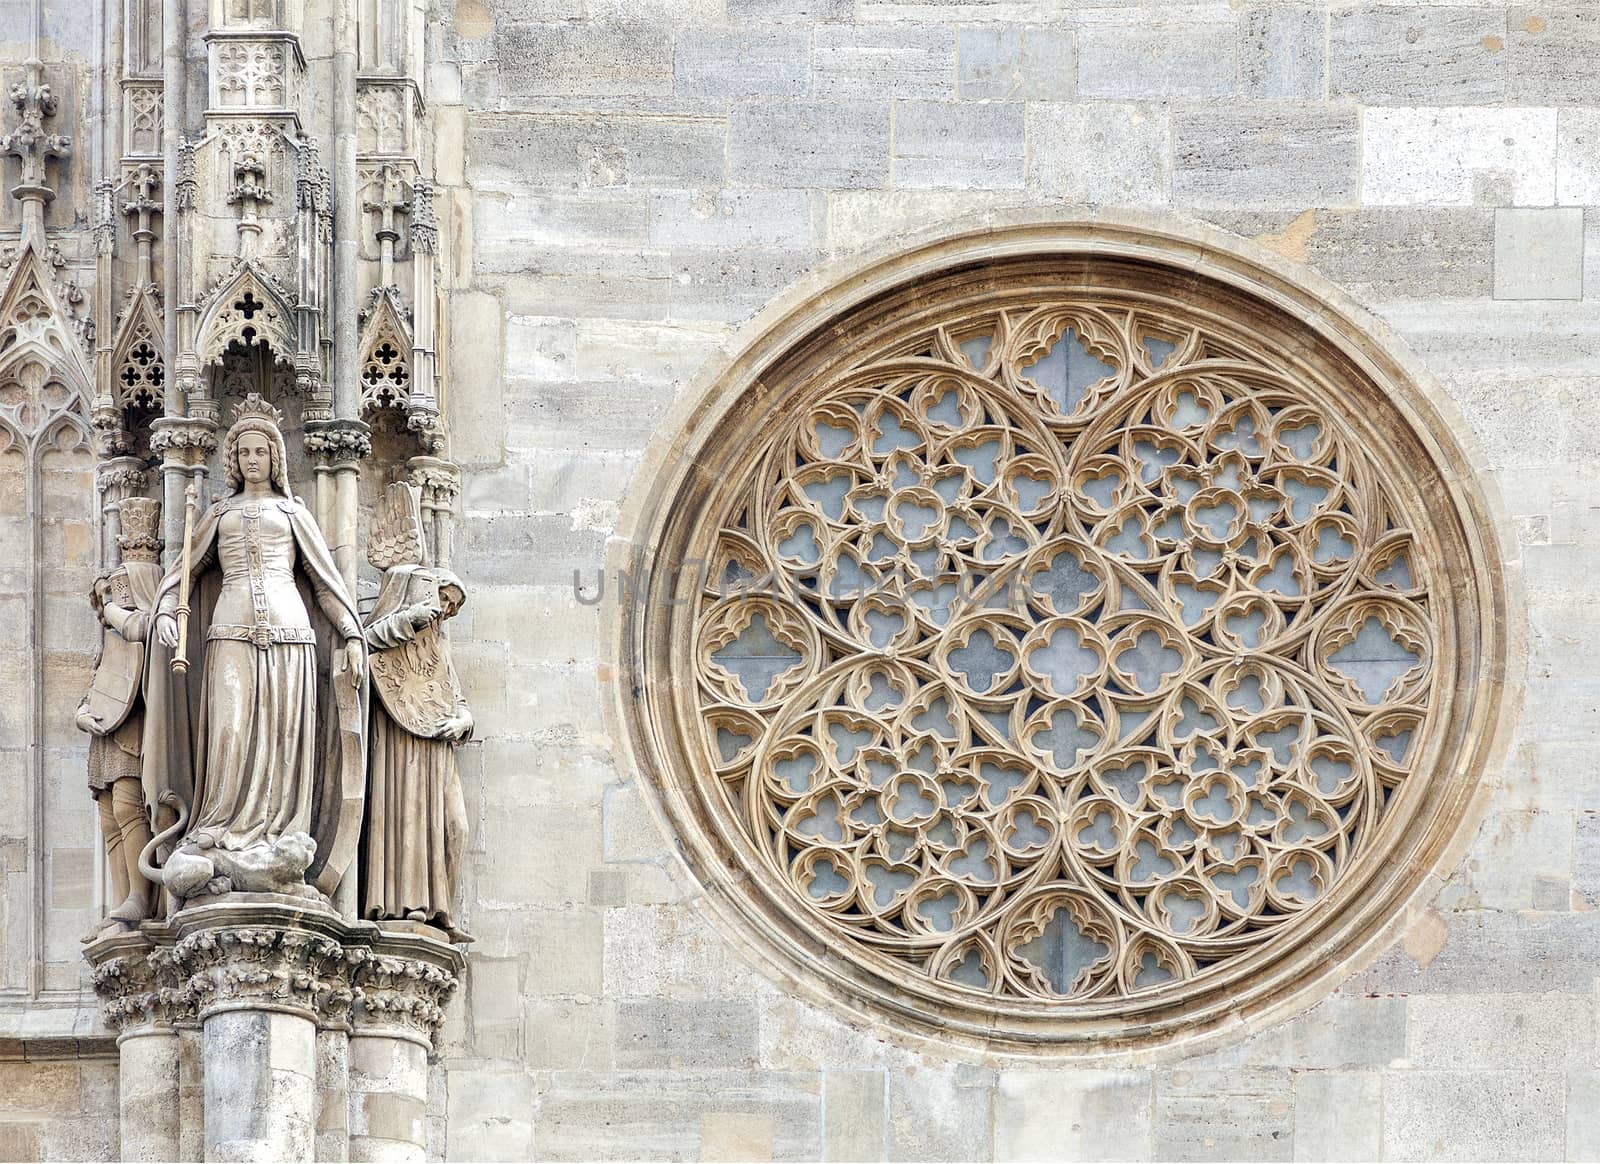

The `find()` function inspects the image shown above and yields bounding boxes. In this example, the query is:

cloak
[141,493,369,896]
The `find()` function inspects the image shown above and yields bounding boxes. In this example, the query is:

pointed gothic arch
[0,241,93,449]
[194,260,297,369]
[356,285,412,412]
[108,286,167,412]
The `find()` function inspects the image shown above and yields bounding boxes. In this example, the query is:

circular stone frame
[606,214,1519,1057]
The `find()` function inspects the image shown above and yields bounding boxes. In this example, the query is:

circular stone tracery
[627,230,1506,1049]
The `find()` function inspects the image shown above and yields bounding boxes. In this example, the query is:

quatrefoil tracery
[691,303,1440,1004]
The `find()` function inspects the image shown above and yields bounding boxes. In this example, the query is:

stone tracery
[671,267,1471,1023]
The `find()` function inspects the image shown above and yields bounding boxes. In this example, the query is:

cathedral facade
[0,0,1593,1158]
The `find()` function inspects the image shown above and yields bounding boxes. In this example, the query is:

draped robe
[142,493,368,897]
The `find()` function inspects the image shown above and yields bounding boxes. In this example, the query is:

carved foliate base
[84,901,465,1162]
[86,899,464,1041]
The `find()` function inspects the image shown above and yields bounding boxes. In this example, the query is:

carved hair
[222,393,291,495]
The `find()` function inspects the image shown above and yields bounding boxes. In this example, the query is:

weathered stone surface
[1507,6,1600,104]
[1292,1073,1381,1163]
[956,27,1074,100]
[1409,991,1591,1070]
[1494,207,1585,299]
[1029,103,1169,205]
[1363,107,1557,205]
[496,22,674,98]
[729,100,892,189]
[468,112,728,192]
[1330,5,1509,105]
[613,998,761,1069]
[1153,1069,1294,1162]
[1241,4,1324,99]
[675,29,810,98]
[647,190,812,250]
[886,1062,994,1162]
[995,1070,1152,1162]
[892,101,1025,190]
[1077,9,1240,100]
[533,1071,822,1162]
[1173,108,1359,207]
[812,26,956,99]
[1382,1072,1565,1161]
[1205,207,1497,299]
[822,1070,886,1162]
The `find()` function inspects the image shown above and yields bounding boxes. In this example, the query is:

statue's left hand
[343,638,365,688]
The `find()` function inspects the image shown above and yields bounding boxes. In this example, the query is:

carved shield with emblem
[368,570,463,737]
[85,629,145,734]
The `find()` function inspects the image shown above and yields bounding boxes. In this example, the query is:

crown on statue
[117,496,163,562]
[231,392,284,428]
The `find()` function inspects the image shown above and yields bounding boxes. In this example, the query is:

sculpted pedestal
[86,900,463,1163]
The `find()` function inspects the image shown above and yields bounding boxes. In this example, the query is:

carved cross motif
[122,163,161,285]
[362,164,411,286]
[0,59,71,236]
[228,154,272,253]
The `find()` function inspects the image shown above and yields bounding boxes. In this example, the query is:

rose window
[624,230,1508,1049]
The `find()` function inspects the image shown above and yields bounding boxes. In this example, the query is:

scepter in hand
[171,480,199,675]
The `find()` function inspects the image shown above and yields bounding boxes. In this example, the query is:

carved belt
[208,623,316,648]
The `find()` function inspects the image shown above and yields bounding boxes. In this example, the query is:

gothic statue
[141,394,368,903]
[75,497,162,927]
[361,482,472,940]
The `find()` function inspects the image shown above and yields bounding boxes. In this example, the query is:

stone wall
[1,0,1597,1159]
[431,0,1599,1159]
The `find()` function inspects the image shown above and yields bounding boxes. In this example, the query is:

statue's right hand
[156,614,180,648]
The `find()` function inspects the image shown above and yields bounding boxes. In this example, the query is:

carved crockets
[77,403,469,944]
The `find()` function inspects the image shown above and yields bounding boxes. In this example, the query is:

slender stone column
[86,928,190,1162]
[347,927,463,1163]
[316,1026,352,1161]
[172,900,359,1163]
[202,1009,317,1161]
[178,1026,207,1162]
[85,905,462,1162]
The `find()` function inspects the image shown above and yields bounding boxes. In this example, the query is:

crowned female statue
[142,394,368,903]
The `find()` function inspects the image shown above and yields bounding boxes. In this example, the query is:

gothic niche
[621,228,1510,1052]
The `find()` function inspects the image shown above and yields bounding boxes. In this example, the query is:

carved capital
[351,929,464,1047]
[149,416,219,467]
[406,455,459,507]
[93,405,131,457]
[96,456,150,498]
[174,918,355,1025]
[85,929,198,1034]
[303,417,371,466]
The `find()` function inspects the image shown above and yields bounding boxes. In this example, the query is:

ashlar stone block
[1173,108,1359,208]
[956,27,1075,100]
[675,29,809,98]
[1330,5,1509,105]
[1077,9,1239,100]
[995,1070,1152,1162]
[1363,108,1557,206]
[1292,1073,1382,1163]
[1382,1071,1564,1161]
[729,101,892,190]
[1494,207,1584,300]
[892,101,1025,190]
[1029,103,1169,206]
[812,26,955,100]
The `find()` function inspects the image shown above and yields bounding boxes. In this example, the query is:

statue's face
[237,432,273,485]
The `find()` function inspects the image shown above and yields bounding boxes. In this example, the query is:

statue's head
[223,393,289,495]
